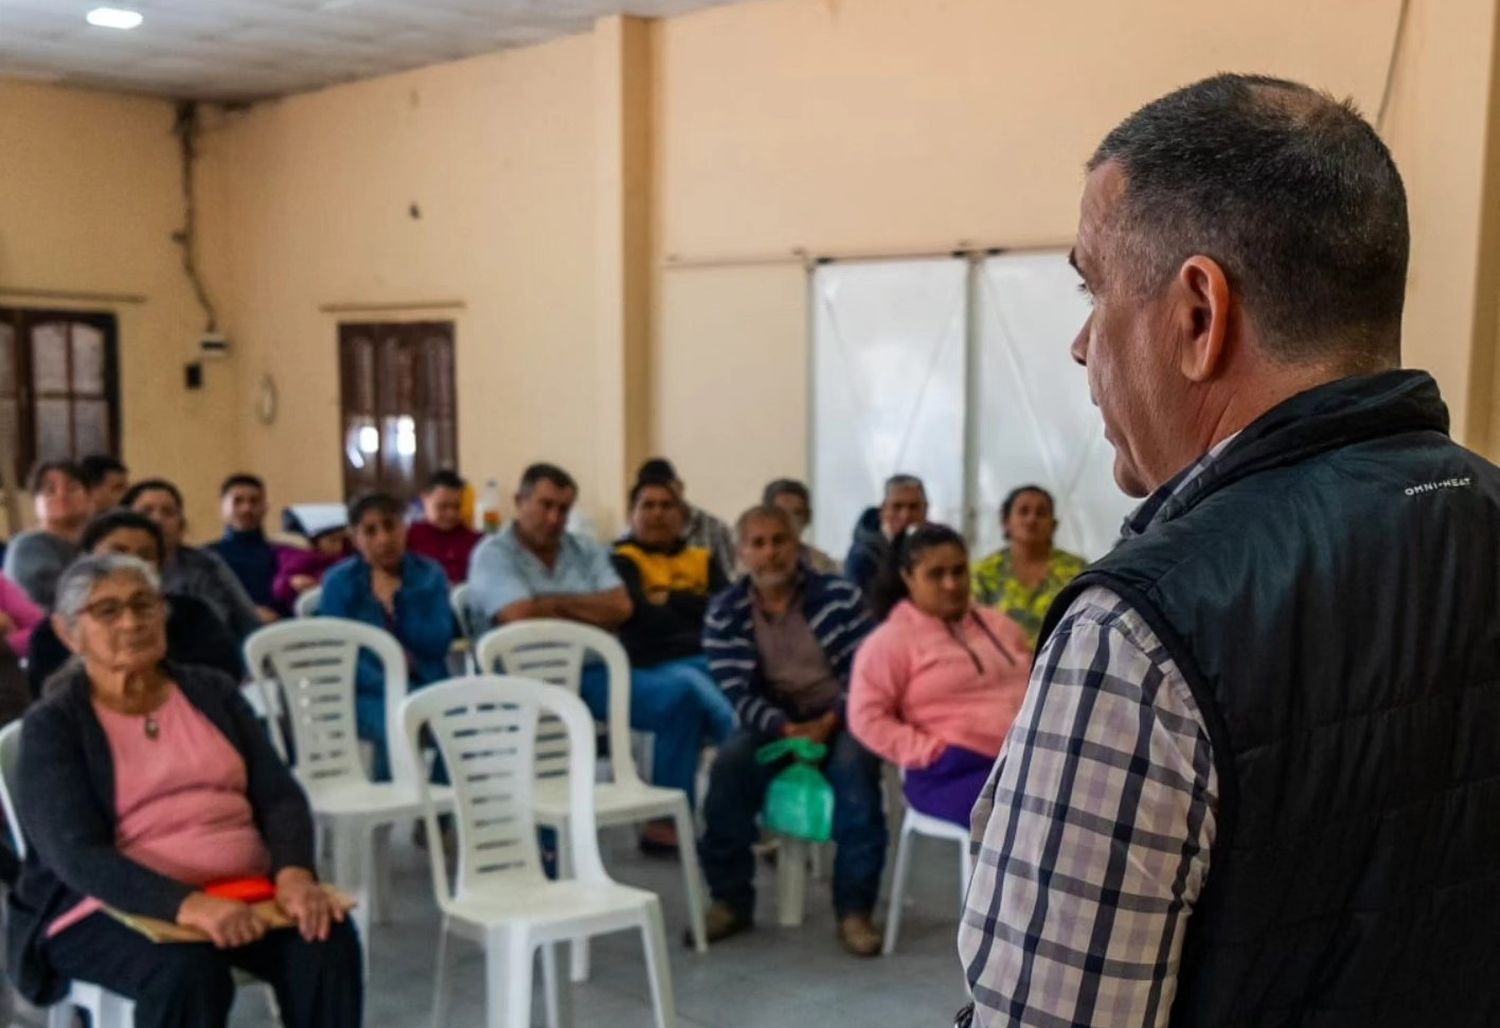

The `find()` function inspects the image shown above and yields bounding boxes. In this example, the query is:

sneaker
[837,913,882,957]
[685,901,753,947]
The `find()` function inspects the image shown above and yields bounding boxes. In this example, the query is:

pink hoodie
[849,599,1032,769]
[0,572,43,656]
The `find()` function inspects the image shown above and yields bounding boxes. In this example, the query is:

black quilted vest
[1038,370,1500,1027]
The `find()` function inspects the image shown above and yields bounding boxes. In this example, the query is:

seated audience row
[2,453,1070,978]
[28,510,242,695]
[465,464,726,851]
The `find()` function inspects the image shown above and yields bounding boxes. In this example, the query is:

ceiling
[0,0,742,102]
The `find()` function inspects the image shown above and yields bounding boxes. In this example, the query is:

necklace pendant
[144,715,159,740]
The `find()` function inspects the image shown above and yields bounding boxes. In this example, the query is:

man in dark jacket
[842,474,926,602]
[959,74,1500,1027]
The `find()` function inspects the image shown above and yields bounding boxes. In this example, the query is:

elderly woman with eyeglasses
[6,555,362,1028]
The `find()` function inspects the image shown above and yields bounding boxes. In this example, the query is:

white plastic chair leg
[46,1003,72,1028]
[809,841,828,882]
[541,942,573,1028]
[331,822,373,979]
[639,899,677,1028]
[487,927,532,1028]
[101,991,134,1027]
[554,823,591,984]
[370,823,394,926]
[671,801,708,954]
[430,918,453,1028]
[776,837,809,927]
[882,814,916,956]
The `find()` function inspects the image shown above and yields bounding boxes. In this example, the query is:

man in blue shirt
[467,463,717,853]
[321,492,454,781]
[209,473,287,621]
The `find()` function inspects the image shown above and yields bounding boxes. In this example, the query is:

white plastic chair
[401,675,677,1028]
[244,617,452,954]
[474,621,708,981]
[293,585,322,618]
[0,722,281,1028]
[449,583,473,642]
[882,804,973,955]
[448,582,477,673]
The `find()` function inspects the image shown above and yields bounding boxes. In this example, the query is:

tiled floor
[222,823,971,1028]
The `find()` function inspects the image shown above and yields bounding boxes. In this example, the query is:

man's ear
[1174,255,1233,383]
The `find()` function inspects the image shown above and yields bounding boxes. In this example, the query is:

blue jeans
[581,658,727,806]
[633,655,737,746]
[700,727,887,918]
[356,691,447,785]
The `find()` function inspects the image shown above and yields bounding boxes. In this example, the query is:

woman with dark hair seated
[28,510,242,697]
[8,554,362,1027]
[122,478,262,641]
[971,484,1085,648]
[849,523,1032,826]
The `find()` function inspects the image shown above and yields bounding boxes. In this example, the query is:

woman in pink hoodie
[849,523,1032,826]
[0,570,44,656]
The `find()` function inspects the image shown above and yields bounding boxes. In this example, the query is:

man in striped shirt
[700,504,884,955]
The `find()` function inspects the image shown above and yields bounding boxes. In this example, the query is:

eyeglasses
[81,594,166,625]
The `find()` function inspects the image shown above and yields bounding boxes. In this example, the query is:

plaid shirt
[956,445,1231,1028]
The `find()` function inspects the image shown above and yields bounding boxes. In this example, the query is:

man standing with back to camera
[958,73,1500,1026]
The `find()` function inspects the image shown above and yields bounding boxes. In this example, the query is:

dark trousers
[44,913,362,1028]
[700,727,887,918]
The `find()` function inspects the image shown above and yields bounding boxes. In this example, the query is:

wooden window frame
[0,307,122,482]
[337,320,456,503]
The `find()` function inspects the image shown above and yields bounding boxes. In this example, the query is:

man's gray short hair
[735,504,794,543]
[884,474,926,499]
[54,554,161,625]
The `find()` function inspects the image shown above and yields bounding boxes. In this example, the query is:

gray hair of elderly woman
[53,553,161,626]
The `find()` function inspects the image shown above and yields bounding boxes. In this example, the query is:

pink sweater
[849,600,1032,769]
[48,687,271,936]
[0,573,43,656]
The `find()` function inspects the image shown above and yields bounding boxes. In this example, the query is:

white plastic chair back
[293,586,322,618]
[448,583,473,642]
[0,720,26,858]
[243,618,417,788]
[473,620,639,787]
[400,675,607,910]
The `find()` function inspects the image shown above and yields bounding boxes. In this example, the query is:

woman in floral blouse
[971,485,1086,647]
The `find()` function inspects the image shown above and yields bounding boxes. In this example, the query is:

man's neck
[753,578,798,613]
[517,527,561,567]
[1159,361,1372,493]
[47,519,84,543]
[225,525,264,539]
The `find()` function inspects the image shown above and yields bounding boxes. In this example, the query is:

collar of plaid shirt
[1118,433,1242,542]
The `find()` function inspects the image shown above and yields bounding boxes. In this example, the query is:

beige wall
[651,0,1460,521]
[6,0,1500,543]
[0,79,240,536]
[203,33,602,523]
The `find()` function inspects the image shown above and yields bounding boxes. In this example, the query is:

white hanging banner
[810,258,968,558]
[972,251,1133,560]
